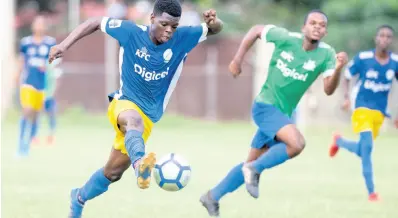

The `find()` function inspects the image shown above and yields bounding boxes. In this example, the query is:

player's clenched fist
[341,98,351,112]
[336,52,348,70]
[48,45,66,64]
[203,9,217,25]
[229,60,242,78]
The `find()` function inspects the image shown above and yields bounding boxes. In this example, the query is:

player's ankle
[133,159,141,169]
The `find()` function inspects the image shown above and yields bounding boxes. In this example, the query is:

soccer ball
[153,153,191,191]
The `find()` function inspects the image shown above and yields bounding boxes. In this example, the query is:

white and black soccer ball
[153,153,191,191]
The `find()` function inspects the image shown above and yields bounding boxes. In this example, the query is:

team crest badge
[163,49,173,63]
[303,59,316,71]
[386,69,394,81]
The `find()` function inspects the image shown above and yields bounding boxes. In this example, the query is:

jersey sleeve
[100,17,136,46]
[392,53,398,80]
[19,38,28,55]
[345,54,360,79]
[260,25,290,44]
[177,23,208,53]
[321,47,336,78]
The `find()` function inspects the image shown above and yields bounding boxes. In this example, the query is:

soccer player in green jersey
[200,10,348,216]
[32,60,62,145]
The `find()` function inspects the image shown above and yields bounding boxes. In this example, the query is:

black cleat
[200,191,220,217]
[242,163,260,198]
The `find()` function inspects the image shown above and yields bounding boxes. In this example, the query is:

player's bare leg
[243,124,305,198]
[118,110,156,189]
[200,146,268,217]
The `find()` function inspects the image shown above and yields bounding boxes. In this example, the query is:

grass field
[2,110,398,218]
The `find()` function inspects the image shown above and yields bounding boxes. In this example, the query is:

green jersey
[256,25,336,117]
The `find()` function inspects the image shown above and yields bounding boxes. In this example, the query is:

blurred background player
[48,0,223,217]
[329,25,398,201]
[200,10,348,217]
[31,59,63,145]
[15,15,56,156]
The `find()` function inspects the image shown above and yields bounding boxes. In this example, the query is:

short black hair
[304,9,328,24]
[153,0,182,17]
[377,24,395,34]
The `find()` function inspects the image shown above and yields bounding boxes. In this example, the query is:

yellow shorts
[107,99,154,155]
[351,108,385,139]
[20,85,45,111]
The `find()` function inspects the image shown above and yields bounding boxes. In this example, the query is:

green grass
[2,111,398,218]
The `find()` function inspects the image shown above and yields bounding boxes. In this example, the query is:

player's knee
[288,136,306,157]
[23,108,36,120]
[125,116,144,131]
[103,167,125,183]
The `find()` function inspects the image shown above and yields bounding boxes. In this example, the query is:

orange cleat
[47,135,55,145]
[31,137,40,146]
[329,133,341,157]
[368,193,379,202]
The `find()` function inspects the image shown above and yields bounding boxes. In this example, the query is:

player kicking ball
[200,10,348,217]
[330,25,398,201]
[31,60,62,145]
[48,0,223,217]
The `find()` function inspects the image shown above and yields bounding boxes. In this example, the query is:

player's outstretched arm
[229,25,264,77]
[323,52,348,96]
[49,17,102,63]
[202,9,223,36]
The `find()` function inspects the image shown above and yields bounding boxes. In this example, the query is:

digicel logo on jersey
[276,59,308,82]
[364,80,391,92]
[134,64,169,81]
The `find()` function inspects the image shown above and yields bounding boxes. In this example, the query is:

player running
[15,15,57,156]
[329,25,398,201]
[31,60,63,145]
[200,10,348,216]
[48,0,223,217]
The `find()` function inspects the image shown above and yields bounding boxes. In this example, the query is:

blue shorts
[251,102,293,149]
[44,98,56,113]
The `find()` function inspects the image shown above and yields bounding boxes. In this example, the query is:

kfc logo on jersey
[280,51,294,62]
[136,47,150,61]
[366,70,378,79]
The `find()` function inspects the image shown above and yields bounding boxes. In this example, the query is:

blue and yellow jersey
[101,17,208,123]
[20,35,56,90]
[345,50,398,117]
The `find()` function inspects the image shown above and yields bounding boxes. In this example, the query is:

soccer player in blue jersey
[15,15,57,156]
[48,0,223,217]
[31,61,62,145]
[329,25,398,201]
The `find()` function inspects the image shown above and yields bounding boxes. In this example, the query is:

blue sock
[337,137,360,156]
[18,117,30,154]
[252,143,290,174]
[19,117,27,143]
[78,168,111,203]
[124,130,145,169]
[30,119,38,140]
[359,131,374,194]
[48,113,56,135]
[210,163,244,201]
